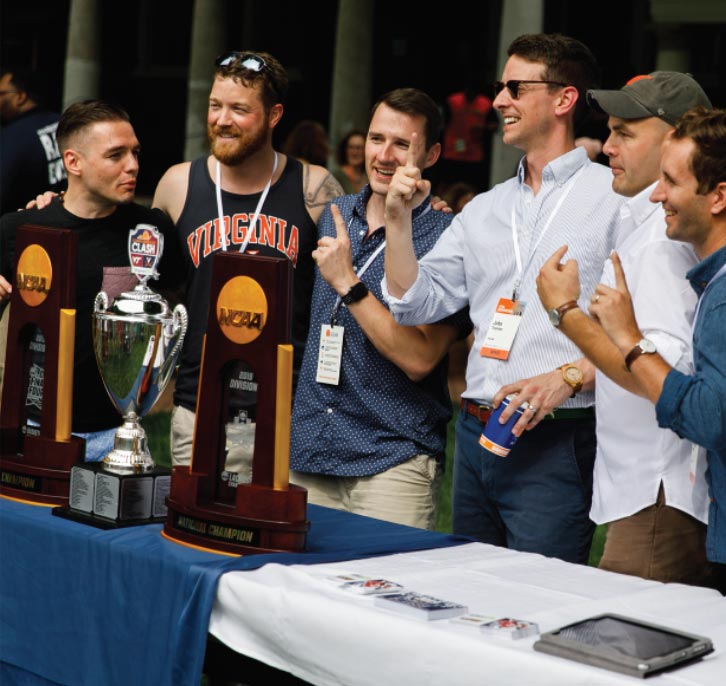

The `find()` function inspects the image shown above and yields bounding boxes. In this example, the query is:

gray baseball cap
[587,71,711,126]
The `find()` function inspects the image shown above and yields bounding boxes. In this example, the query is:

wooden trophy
[0,225,85,505]
[163,253,308,555]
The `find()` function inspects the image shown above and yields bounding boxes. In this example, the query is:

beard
[208,122,268,165]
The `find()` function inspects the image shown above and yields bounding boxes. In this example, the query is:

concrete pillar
[328,0,373,162]
[63,0,101,107]
[184,0,226,161]
[489,0,544,186]
[654,26,690,71]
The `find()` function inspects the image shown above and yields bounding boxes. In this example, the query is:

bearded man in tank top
[153,51,343,468]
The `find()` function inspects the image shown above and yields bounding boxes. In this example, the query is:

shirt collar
[517,146,589,187]
[622,181,660,227]
[687,245,726,297]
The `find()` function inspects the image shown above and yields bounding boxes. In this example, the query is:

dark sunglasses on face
[493,79,568,99]
[215,52,267,72]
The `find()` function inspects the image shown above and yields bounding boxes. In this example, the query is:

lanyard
[215,152,278,253]
[510,167,584,300]
[329,203,432,324]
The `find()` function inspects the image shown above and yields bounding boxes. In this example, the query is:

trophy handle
[94,291,109,313]
[170,304,188,360]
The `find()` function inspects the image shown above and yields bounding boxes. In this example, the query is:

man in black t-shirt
[0,100,182,460]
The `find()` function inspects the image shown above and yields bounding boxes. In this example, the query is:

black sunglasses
[215,52,267,72]
[493,79,568,99]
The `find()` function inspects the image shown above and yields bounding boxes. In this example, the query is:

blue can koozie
[478,395,526,457]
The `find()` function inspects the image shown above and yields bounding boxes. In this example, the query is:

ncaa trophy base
[164,466,309,556]
[0,431,86,506]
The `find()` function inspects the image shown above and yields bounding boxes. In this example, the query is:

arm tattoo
[303,166,344,209]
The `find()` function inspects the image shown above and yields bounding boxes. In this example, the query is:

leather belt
[460,399,594,424]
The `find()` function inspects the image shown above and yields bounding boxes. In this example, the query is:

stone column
[328,0,373,163]
[654,26,690,71]
[63,0,101,107]
[488,0,544,186]
[184,0,226,161]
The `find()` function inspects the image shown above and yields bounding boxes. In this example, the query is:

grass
[144,405,606,566]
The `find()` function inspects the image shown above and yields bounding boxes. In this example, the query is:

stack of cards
[479,617,539,639]
[374,591,467,621]
[449,613,496,628]
[338,578,404,596]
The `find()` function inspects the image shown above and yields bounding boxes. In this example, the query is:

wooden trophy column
[0,225,85,505]
[163,253,308,555]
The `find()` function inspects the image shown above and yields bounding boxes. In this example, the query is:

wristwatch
[625,338,657,371]
[548,300,579,328]
[341,281,368,306]
[559,364,584,397]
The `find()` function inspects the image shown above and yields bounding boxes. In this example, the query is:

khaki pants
[170,404,254,481]
[291,455,442,531]
[599,483,713,586]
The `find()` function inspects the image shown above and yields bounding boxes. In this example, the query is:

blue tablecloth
[0,497,467,686]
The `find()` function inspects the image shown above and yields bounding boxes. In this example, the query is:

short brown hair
[672,106,726,195]
[214,51,288,111]
[370,88,442,150]
[56,100,130,152]
[508,33,601,129]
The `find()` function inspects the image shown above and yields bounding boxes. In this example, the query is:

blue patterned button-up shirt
[290,187,470,477]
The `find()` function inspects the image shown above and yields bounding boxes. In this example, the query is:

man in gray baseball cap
[588,71,711,125]
[536,71,716,586]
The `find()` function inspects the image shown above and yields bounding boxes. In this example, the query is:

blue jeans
[452,410,596,564]
[76,427,117,462]
[26,421,115,462]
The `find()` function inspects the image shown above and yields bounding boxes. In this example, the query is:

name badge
[316,324,344,385]
[480,298,525,360]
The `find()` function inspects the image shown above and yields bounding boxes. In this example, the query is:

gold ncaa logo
[216,276,268,344]
[16,244,53,307]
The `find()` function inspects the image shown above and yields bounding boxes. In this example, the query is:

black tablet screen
[556,617,695,660]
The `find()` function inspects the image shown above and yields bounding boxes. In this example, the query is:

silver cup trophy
[93,224,187,474]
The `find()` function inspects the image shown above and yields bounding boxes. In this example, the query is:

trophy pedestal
[164,466,308,555]
[53,462,171,528]
[0,431,86,506]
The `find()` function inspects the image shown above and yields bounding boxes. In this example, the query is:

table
[209,543,726,685]
[0,497,463,686]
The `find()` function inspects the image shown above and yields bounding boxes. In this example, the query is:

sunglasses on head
[493,79,568,99]
[215,52,267,72]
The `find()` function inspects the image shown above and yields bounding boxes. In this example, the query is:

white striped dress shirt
[384,147,625,407]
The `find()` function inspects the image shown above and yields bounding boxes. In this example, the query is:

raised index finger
[407,131,422,168]
[330,203,347,240]
[610,251,629,292]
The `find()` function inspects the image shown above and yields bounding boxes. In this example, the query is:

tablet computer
[533,613,713,678]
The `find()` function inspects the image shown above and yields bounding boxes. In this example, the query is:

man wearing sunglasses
[382,34,624,564]
[536,74,714,586]
[152,51,344,469]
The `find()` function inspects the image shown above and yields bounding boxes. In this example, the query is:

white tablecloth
[209,542,726,685]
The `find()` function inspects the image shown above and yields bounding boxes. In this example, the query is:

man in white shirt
[536,72,713,584]
[382,34,623,564]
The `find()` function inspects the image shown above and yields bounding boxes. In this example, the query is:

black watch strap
[341,281,368,306]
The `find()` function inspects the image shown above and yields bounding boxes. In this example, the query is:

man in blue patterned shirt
[592,107,726,592]
[290,89,470,530]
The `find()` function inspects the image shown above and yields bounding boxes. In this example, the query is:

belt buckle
[475,402,492,423]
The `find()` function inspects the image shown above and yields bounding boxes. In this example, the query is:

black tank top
[174,155,317,411]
